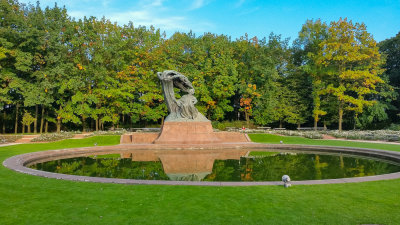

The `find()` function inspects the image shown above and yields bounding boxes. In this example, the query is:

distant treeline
[0,0,399,133]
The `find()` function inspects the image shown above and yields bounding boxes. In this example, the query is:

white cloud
[19,0,215,35]
[235,0,246,8]
[190,0,205,10]
[149,0,164,7]
[109,10,188,30]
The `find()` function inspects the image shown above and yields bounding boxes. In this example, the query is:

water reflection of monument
[121,149,248,181]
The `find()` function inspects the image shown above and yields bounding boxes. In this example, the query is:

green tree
[292,19,329,129]
[379,32,400,121]
[21,110,35,133]
[316,18,384,131]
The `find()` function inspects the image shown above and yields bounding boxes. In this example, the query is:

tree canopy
[0,1,398,133]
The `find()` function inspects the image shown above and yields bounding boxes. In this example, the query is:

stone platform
[121,121,250,145]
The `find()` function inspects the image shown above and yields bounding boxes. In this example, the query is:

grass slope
[249,133,400,152]
[0,135,399,224]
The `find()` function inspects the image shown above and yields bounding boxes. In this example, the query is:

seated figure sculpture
[157,70,209,122]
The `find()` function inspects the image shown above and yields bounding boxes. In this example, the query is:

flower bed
[266,130,323,139]
[89,129,127,136]
[0,135,22,144]
[246,129,399,142]
[31,132,75,142]
[325,130,400,142]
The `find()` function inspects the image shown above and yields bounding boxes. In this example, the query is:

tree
[379,32,400,121]
[243,34,289,126]
[292,19,329,129]
[21,110,35,133]
[316,18,384,131]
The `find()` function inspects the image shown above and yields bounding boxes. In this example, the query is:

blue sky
[19,0,400,42]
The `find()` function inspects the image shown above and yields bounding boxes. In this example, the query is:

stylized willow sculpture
[157,70,208,122]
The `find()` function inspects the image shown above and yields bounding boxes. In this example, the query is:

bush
[267,130,323,139]
[31,132,75,142]
[212,121,256,131]
[388,124,400,131]
[0,135,22,144]
[323,130,400,142]
[89,129,127,136]
[258,129,399,142]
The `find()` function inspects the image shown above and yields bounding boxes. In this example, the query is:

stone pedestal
[153,121,221,144]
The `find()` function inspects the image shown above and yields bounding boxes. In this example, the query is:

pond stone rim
[3,143,400,186]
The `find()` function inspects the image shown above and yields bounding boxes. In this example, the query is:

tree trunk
[34,105,38,134]
[57,118,61,133]
[323,121,327,131]
[57,105,61,133]
[314,115,318,131]
[338,105,343,132]
[45,110,49,133]
[95,104,100,131]
[279,120,283,128]
[2,110,6,134]
[297,123,300,129]
[27,123,31,133]
[40,105,44,134]
[353,114,357,130]
[245,110,250,127]
[82,115,86,132]
[14,103,19,134]
[22,123,25,134]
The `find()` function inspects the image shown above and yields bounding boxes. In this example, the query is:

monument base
[153,121,221,144]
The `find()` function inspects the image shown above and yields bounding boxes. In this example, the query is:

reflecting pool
[29,149,400,181]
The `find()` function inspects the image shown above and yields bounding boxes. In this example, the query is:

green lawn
[0,135,399,224]
[249,133,400,152]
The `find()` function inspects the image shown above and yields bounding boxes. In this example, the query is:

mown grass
[249,133,400,152]
[0,135,399,224]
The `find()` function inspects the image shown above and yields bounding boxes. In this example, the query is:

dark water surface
[29,151,400,181]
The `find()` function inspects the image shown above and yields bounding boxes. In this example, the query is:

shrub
[31,132,75,142]
[388,124,400,131]
[267,130,323,139]
[89,129,127,136]
[323,130,400,142]
[212,121,256,131]
[0,135,22,144]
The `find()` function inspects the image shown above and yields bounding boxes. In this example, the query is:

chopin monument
[154,70,221,144]
[156,70,209,122]
[121,70,249,145]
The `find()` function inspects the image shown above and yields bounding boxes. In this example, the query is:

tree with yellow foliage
[316,18,384,131]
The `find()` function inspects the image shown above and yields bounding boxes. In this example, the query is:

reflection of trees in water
[31,157,169,180]
[30,154,400,181]
[203,160,241,181]
[204,153,400,181]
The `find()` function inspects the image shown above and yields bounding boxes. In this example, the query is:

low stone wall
[120,131,250,144]
[4,144,400,186]
[120,133,160,144]
[214,132,250,143]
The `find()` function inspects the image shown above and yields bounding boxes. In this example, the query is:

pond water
[29,150,400,181]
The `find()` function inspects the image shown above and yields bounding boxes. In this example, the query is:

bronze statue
[157,70,209,122]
